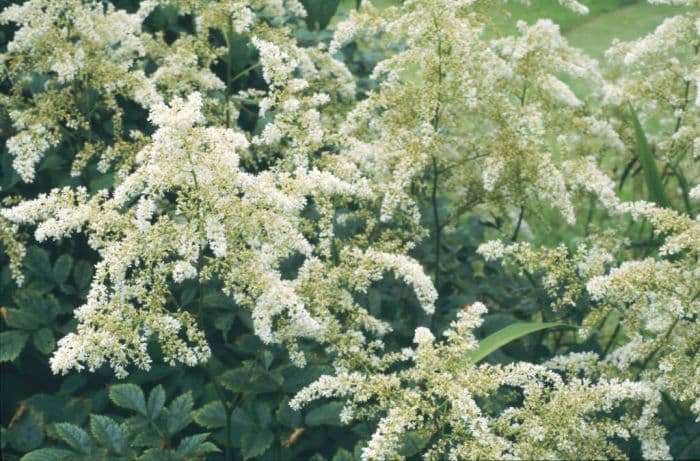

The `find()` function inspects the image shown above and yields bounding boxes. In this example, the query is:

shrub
[1,0,698,460]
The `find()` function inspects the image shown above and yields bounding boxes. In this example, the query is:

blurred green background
[338,0,684,58]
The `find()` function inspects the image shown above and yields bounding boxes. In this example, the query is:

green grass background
[338,0,685,57]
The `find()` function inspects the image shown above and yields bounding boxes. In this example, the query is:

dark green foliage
[300,0,342,30]
[2,2,697,461]
[0,3,360,459]
[19,384,215,461]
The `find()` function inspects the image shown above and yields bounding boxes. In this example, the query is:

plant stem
[431,154,440,292]
[430,13,443,299]
[601,321,621,359]
[511,205,524,241]
[224,19,233,128]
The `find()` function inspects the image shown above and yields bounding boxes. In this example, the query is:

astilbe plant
[0,0,699,460]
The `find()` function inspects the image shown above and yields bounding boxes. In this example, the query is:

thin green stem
[511,205,524,242]
[225,19,233,128]
[636,317,679,378]
[429,13,444,303]
[431,154,440,291]
[601,321,621,359]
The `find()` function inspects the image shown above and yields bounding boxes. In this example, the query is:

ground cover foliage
[0,0,698,459]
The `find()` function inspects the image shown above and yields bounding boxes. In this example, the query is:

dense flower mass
[0,0,698,460]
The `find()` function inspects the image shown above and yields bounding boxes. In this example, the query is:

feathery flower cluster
[329,0,615,236]
[1,0,157,181]
[3,87,435,375]
[1,1,698,458]
[478,199,700,421]
[292,303,671,461]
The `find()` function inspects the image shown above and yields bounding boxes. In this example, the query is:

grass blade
[466,322,575,364]
[629,105,671,208]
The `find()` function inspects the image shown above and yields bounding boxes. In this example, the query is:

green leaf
[253,402,272,428]
[130,425,161,448]
[219,367,279,394]
[276,399,302,429]
[630,106,671,208]
[137,448,171,461]
[24,246,53,280]
[398,430,432,457]
[14,292,60,322]
[54,422,93,453]
[73,260,93,291]
[147,385,166,420]
[332,448,355,461]
[240,429,274,460]
[202,291,234,309]
[193,401,227,429]
[90,414,129,454]
[176,433,220,457]
[305,402,344,427]
[466,322,575,364]
[2,308,40,329]
[0,330,29,361]
[8,410,44,452]
[52,255,73,284]
[20,448,75,461]
[300,0,341,30]
[165,392,193,435]
[32,327,56,354]
[109,384,147,416]
[229,407,256,430]
[213,312,235,332]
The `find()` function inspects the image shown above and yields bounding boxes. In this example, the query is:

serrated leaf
[398,430,432,457]
[240,429,274,460]
[14,292,60,321]
[52,255,73,284]
[25,278,55,294]
[137,448,171,461]
[229,407,256,430]
[109,384,147,416]
[90,415,129,454]
[54,423,93,453]
[20,448,75,461]
[165,393,193,435]
[73,260,93,291]
[630,106,671,208]
[176,433,220,457]
[8,409,44,452]
[193,401,227,429]
[32,327,56,354]
[0,330,29,361]
[466,322,575,364]
[220,366,280,394]
[3,307,41,329]
[305,402,344,427]
[130,427,161,448]
[147,385,166,420]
